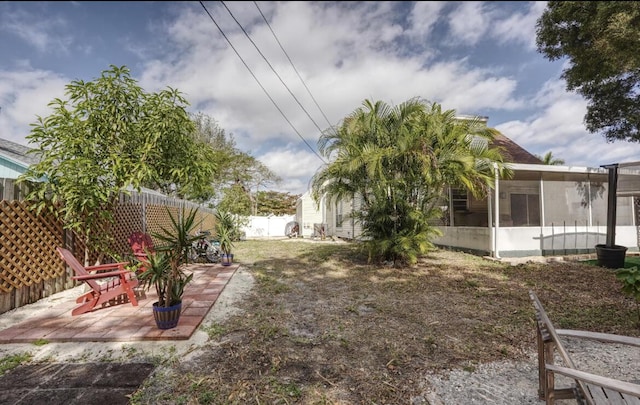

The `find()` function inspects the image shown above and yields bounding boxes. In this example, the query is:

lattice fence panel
[196,209,217,234]
[0,201,65,293]
[146,204,179,246]
[111,202,144,260]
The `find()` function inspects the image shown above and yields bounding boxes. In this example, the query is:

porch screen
[510,194,540,226]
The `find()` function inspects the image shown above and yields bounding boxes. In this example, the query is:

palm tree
[311,98,511,265]
[536,151,565,165]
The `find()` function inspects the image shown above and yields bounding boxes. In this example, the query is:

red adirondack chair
[128,231,155,273]
[56,247,139,316]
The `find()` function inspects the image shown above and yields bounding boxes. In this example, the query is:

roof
[490,132,543,165]
[0,138,40,167]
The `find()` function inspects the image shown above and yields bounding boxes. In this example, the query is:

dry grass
[133,239,640,405]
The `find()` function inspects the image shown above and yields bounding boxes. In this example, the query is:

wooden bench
[529,290,640,405]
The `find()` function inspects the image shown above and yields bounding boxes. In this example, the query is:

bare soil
[132,239,640,404]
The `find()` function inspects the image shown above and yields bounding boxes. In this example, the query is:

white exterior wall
[241,215,295,239]
[296,191,324,238]
[435,225,638,257]
[333,195,357,239]
[434,227,491,253]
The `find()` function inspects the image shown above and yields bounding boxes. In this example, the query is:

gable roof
[0,138,40,168]
[490,133,542,165]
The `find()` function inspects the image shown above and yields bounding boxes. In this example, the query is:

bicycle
[189,230,221,263]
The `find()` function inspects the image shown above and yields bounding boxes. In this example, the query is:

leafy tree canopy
[256,191,300,216]
[20,65,216,262]
[536,1,640,142]
[191,112,281,215]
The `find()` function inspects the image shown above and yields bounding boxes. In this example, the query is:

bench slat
[556,329,640,347]
[587,384,615,404]
[621,392,640,405]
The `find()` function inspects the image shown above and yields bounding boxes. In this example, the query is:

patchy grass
[0,353,32,376]
[135,239,639,404]
[582,254,640,269]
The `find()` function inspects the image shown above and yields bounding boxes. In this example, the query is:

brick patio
[0,263,239,343]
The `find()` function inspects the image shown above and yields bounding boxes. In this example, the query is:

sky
[3,1,640,196]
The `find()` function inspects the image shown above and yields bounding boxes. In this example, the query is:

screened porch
[435,163,640,258]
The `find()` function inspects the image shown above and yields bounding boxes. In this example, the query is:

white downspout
[494,163,501,259]
[539,176,545,255]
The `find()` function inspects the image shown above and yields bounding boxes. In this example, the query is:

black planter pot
[152,301,182,329]
[595,244,627,269]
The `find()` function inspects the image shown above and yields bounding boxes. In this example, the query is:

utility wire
[220,1,327,138]
[198,1,326,164]
[253,1,334,130]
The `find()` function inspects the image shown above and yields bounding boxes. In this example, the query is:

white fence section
[241,215,295,239]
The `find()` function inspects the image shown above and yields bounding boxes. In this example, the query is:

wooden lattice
[0,187,216,313]
[111,203,144,260]
[0,201,65,292]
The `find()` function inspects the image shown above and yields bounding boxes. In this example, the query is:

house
[295,190,327,238]
[0,137,38,179]
[0,137,39,200]
[296,118,640,258]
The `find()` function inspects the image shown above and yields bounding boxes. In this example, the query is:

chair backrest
[56,247,100,292]
[128,232,154,255]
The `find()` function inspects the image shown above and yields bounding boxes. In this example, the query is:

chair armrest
[85,262,128,272]
[546,364,640,398]
[73,270,132,281]
[556,329,640,347]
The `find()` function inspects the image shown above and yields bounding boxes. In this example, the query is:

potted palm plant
[215,210,235,266]
[138,207,199,329]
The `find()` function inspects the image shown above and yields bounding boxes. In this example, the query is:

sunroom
[435,162,640,258]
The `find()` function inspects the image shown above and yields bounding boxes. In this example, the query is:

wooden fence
[0,179,216,315]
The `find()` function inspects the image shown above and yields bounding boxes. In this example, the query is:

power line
[198,1,326,164]
[220,1,327,139]
[253,1,334,130]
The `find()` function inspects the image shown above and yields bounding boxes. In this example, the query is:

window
[336,200,343,227]
[450,188,468,211]
[510,194,540,226]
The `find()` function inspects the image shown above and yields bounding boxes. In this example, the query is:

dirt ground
[132,239,640,404]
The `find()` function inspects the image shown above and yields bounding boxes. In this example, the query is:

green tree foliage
[536,2,640,142]
[218,183,252,216]
[311,98,511,266]
[257,191,300,215]
[20,65,216,264]
[191,112,281,214]
[535,151,565,165]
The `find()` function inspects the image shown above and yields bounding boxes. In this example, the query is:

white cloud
[258,146,324,194]
[447,2,490,46]
[0,69,68,144]
[490,1,546,50]
[0,6,72,54]
[406,1,446,42]
[496,78,640,168]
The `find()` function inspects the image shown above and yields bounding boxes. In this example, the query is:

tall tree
[311,98,510,266]
[257,191,300,215]
[191,112,280,214]
[20,65,216,264]
[536,2,640,142]
[535,151,565,165]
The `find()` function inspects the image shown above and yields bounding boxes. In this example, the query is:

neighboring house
[0,137,38,179]
[0,137,39,200]
[295,190,327,238]
[297,118,640,258]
